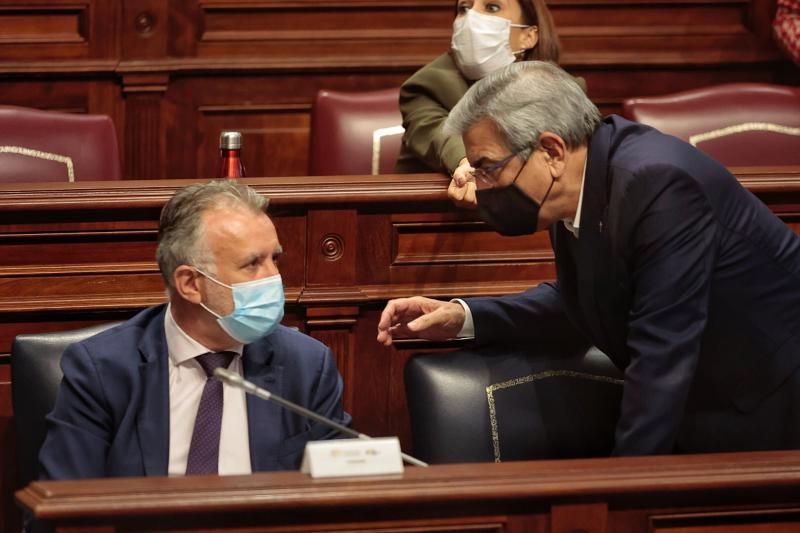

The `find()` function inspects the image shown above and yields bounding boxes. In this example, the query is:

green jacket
[395,52,587,175]
[395,53,469,174]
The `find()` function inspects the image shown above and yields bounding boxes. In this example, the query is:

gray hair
[444,61,602,158]
[156,180,269,291]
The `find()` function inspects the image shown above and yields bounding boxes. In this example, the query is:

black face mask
[476,172,555,236]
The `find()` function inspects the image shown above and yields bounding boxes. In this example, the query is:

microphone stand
[215,368,428,467]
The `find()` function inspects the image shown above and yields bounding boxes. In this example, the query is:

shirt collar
[562,158,588,238]
[165,303,243,366]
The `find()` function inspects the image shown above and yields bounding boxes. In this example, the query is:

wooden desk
[16,450,800,532]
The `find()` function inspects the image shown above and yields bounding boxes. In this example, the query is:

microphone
[214,367,428,467]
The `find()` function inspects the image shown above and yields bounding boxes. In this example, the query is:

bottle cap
[219,131,242,150]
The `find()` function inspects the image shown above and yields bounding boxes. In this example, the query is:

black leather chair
[405,345,624,464]
[11,322,120,488]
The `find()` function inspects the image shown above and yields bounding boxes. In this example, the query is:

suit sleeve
[399,70,466,174]
[613,166,716,455]
[39,342,113,479]
[465,282,589,351]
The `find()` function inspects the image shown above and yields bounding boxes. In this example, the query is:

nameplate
[300,437,404,478]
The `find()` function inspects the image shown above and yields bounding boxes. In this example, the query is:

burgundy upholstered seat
[0,105,122,182]
[621,83,800,167]
[309,88,403,176]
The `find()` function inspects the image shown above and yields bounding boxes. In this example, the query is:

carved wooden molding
[358,280,556,301]
[0,287,306,314]
[651,508,800,530]
[121,73,169,94]
[0,282,544,314]
[0,170,798,315]
[0,4,88,45]
[2,169,798,210]
[0,60,118,74]
[0,261,157,278]
[298,287,369,305]
[16,450,800,517]
[0,174,453,210]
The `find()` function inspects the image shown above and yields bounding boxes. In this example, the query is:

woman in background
[395,0,581,207]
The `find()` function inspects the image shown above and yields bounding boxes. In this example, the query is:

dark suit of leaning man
[377,61,800,455]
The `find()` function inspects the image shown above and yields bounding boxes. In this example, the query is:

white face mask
[451,9,530,80]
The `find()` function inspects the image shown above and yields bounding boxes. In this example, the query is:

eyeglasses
[471,147,525,190]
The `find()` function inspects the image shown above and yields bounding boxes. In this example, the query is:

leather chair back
[11,322,120,487]
[0,105,122,182]
[621,83,800,167]
[405,345,623,464]
[309,88,403,175]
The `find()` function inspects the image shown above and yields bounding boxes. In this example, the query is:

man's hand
[448,158,478,209]
[377,296,466,346]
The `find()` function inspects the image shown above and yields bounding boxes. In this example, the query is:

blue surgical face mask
[195,268,285,344]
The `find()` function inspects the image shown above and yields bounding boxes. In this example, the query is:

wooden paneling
[0,8,85,44]
[557,0,766,61]
[195,0,453,58]
[123,75,168,178]
[196,102,312,179]
[0,1,118,60]
[120,0,167,60]
[0,0,796,180]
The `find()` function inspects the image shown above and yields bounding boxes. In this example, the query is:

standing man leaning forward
[378,61,800,456]
[40,180,350,479]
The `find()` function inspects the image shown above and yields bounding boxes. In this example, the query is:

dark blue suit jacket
[467,116,800,456]
[39,304,351,479]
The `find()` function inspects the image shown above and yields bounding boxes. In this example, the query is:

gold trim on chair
[0,146,75,182]
[689,122,800,147]
[371,125,404,175]
[486,370,624,463]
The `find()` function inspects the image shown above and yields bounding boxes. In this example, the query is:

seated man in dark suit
[378,61,800,456]
[40,180,351,479]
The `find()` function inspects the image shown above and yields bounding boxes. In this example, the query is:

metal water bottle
[218,131,245,179]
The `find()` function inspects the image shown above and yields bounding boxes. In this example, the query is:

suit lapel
[242,338,282,472]
[136,307,170,476]
[572,122,617,352]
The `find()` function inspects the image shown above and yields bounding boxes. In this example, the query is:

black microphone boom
[214,367,428,467]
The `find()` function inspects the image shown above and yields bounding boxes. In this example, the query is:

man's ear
[174,265,203,304]
[538,132,567,178]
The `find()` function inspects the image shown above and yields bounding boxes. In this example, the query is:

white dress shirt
[456,161,588,338]
[164,304,252,476]
[562,159,587,238]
